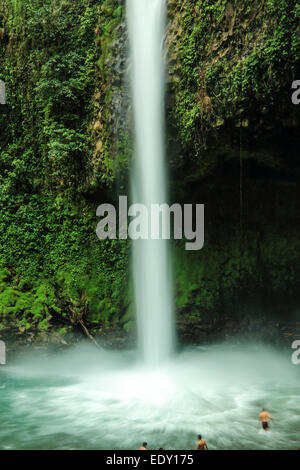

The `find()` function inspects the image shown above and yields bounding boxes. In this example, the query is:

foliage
[167,0,299,157]
[0,0,131,335]
[0,0,299,340]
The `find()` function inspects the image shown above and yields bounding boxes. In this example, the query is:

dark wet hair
[143,442,147,447]
[198,435,202,440]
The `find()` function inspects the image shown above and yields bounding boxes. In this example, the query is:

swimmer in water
[197,435,208,450]
[139,442,147,450]
[259,409,274,431]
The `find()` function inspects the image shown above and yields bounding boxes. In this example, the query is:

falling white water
[126,0,174,364]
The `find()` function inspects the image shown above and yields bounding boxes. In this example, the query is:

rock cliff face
[0,0,299,348]
[164,0,300,337]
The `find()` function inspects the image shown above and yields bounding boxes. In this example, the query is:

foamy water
[0,343,299,450]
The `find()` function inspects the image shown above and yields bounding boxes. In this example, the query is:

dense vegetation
[166,0,300,339]
[0,0,129,343]
[0,0,299,346]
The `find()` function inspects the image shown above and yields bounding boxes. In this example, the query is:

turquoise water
[0,343,299,450]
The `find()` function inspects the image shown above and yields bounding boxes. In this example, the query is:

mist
[1,341,299,450]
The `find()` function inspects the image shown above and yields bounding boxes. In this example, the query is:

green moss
[37,318,49,331]
[0,287,20,308]
[0,269,10,282]
[167,0,299,156]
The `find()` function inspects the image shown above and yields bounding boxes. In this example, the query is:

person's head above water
[143,442,147,447]
[198,435,202,440]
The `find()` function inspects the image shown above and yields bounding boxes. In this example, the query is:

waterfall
[126,0,174,364]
